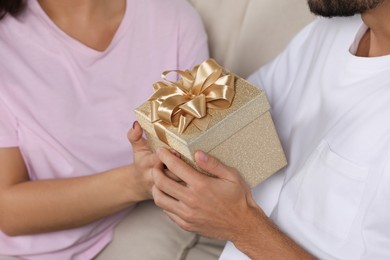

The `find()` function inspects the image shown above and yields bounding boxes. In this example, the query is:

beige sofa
[188,0,314,78]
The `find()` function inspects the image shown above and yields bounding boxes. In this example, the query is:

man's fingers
[157,148,203,184]
[152,180,187,217]
[164,169,183,182]
[195,151,237,180]
[163,149,182,181]
[153,185,195,233]
[127,121,149,152]
[152,167,189,202]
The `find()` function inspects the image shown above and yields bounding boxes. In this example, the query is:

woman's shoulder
[0,16,25,66]
[0,15,22,40]
[0,5,36,45]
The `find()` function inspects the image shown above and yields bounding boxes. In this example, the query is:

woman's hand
[127,121,162,201]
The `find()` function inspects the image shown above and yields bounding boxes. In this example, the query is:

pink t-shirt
[0,0,208,259]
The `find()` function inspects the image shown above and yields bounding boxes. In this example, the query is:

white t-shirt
[221,15,390,259]
[0,0,208,259]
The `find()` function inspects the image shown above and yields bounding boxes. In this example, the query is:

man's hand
[152,148,314,259]
[152,148,260,241]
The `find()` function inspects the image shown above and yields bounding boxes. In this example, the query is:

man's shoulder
[309,15,363,36]
[280,15,363,57]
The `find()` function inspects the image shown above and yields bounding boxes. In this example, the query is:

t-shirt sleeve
[0,99,18,147]
[176,1,209,70]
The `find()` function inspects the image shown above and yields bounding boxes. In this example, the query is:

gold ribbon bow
[148,59,235,143]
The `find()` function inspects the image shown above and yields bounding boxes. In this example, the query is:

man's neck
[357,1,390,57]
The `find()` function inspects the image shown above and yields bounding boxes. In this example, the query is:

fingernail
[132,121,138,129]
[198,151,208,163]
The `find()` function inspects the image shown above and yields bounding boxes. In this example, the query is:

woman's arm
[0,122,157,236]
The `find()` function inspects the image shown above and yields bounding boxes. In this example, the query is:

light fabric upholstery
[95,201,225,260]
[188,0,314,78]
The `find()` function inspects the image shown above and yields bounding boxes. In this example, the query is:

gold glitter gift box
[135,59,287,187]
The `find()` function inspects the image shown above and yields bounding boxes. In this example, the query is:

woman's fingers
[127,121,150,153]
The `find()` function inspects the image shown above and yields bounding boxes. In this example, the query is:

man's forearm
[232,206,314,260]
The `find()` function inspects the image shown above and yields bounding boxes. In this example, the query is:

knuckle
[209,157,221,170]
[181,209,194,222]
[229,166,240,177]
[154,175,164,189]
[181,207,199,224]
[158,149,171,163]
[152,170,164,186]
[180,221,194,232]
[154,197,162,207]
[185,194,197,206]
[192,178,207,192]
[152,187,161,204]
[233,169,245,183]
[163,157,183,175]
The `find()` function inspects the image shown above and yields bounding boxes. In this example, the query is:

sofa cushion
[188,0,314,77]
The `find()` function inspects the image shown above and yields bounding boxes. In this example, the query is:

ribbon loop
[148,59,235,137]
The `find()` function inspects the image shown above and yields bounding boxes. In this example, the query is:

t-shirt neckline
[347,20,390,70]
[29,0,132,58]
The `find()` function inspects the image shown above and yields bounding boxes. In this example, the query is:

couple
[0,0,389,259]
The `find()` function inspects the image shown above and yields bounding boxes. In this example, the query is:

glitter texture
[135,76,287,187]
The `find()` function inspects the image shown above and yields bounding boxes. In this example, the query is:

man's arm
[152,148,314,259]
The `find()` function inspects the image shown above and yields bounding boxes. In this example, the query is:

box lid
[135,76,270,154]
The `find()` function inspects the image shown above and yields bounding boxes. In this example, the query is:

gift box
[135,59,286,187]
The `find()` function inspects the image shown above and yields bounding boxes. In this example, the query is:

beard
[307,0,384,17]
